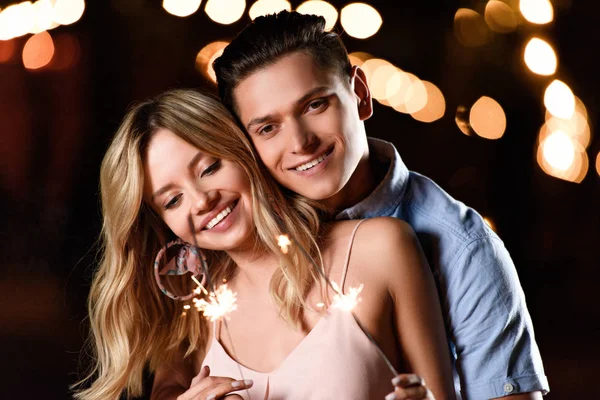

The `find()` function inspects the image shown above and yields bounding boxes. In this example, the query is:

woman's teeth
[295,153,327,171]
[205,206,233,230]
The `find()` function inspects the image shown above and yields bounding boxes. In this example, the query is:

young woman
[73,89,455,400]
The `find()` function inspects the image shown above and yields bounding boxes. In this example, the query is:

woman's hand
[385,374,434,400]
[177,366,253,400]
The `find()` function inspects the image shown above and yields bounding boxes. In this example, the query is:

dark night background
[1,0,598,398]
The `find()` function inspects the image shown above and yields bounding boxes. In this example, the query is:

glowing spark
[329,282,364,311]
[194,284,238,321]
[183,304,191,310]
[191,275,208,295]
[277,234,292,254]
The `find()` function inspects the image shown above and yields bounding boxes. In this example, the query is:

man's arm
[493,392,544,400]
[444,236,549,399]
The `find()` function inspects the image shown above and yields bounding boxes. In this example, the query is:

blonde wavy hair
[73,89,326,400]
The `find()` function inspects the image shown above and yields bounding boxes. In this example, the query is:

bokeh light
[22,30,55,70]
[248,0,290,20]
[410,81,446,123]
[360,58,390,88]
[163,0,202,17]
[469,96,506,139]
[340,3,382,39]
[454,8,492,47]
[484,1,518,33]
[542,112,591,149]
[297,1,338,31]
[205,0,246,25]
[544,79,575,120]
[52,0,86,26]
[520,0,553,25]
[524,37,557,76]
[537,131,588,183]
[30,0,56,34]
[387,72,423,113]
[370,64,401,102]
[596,152,600,177]
[195,40,230,83]
[0,39,16,63]
[0,2,36,40]
[347,51,371,67]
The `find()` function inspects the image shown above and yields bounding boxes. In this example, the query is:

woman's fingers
[201,379,254,400]
[178,374,253,400]
[386,374,432,400]
[190,365,211,387]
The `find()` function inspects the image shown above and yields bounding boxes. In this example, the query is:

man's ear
[350,65,373,121]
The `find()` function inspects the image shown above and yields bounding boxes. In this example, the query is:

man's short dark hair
[213,10,352,112]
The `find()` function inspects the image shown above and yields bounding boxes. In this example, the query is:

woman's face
[143,128,255,252]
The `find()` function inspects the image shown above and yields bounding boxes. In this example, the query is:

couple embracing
[74,11,548,400]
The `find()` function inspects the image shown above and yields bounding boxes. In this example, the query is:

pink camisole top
[201,220,395,399]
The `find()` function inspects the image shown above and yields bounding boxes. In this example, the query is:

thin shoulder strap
[339,219,368,294]
[214,320,221,342]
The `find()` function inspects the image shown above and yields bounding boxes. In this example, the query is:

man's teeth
[295,153,327,172]
[205,206,233,230]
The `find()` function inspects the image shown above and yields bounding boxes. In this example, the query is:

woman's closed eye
[201,159,222,177]
[164,194,182,210]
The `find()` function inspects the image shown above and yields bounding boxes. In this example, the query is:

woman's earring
[153,238,208,300]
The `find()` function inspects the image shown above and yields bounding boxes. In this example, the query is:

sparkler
[193,284,238,321]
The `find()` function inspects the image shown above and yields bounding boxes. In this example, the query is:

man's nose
[289,121,318,154]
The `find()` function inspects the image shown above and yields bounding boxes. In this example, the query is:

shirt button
[504,383,514,393]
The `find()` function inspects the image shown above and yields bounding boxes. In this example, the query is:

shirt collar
[335,138,409,220]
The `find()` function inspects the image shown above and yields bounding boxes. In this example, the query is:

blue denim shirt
[337,138,549,399]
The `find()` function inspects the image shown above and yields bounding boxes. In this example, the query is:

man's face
[232,52,372,207]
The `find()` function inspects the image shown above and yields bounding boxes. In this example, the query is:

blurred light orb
[384,68,411,102]
[30,0,56,34]
[484,0,519,33]
[195,40,230,83]
[297,1,338,31]
[205,0,246,25]
[524,37,557,75]
[542,130,575,171]
[22,30,55,70]
[469,96,506,139]
[537,132,588,183]
[248,0,290,20]
[0,2,36,40]
[370,64,401,101]
[347,51,371,67]
[543,112,591,149]
[520,0,553,25]
[596,152,600,177]
[411,81,446,123]
[53,0,86,26]
[163,0,202,17]
[340,3,382,39]
[544,79,575,120]
[360,58,390,88]
[454,8,491,47]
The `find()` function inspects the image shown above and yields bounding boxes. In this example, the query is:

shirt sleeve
[445,236,549,399]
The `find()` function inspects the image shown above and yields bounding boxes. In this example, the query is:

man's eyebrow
[152,151,204,200]
[245,86,329,131]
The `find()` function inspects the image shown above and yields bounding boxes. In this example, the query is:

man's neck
[322,150,389,214]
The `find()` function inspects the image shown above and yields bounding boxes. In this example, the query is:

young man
[214,11,548,400]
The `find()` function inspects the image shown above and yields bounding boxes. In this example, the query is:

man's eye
[308,99,327,111]
[165,194,182,210]
[258,124,275,136]
[201,160,221,177]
